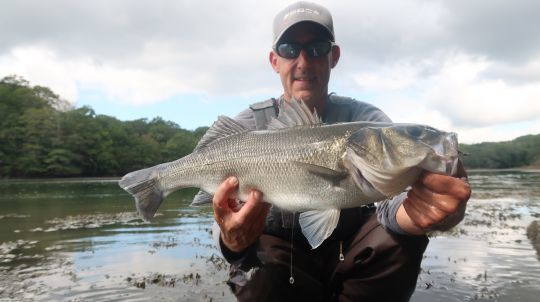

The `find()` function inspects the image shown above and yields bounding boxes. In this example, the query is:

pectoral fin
[299,209,340,249]
[292,162,348,186]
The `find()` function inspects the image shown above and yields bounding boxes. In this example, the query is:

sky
[1,0,540,144]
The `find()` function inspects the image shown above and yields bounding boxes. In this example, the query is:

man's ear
[269,51,280,73]
[331,45,340,68]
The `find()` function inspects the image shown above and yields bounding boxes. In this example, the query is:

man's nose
[295,49,312,67]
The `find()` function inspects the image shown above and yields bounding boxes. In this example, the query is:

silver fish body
[119,100,458,248]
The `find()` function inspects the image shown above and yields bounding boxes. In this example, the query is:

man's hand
[213,176,271,253]
[397,162,471,235]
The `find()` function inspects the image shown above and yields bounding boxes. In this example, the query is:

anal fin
[191,190,213,206]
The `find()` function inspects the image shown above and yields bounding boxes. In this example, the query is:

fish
[119,99,459,248]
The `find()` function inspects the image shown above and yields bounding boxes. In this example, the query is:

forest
[0,75,207,177]
[460,134,540,169]
[0,75,538,178]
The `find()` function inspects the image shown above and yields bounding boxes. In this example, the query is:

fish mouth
[430,132,460,175]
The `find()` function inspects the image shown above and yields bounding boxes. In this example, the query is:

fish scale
[119,99,458,248]
[156,130,359,211]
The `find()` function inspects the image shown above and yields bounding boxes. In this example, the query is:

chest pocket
[249,98,278,130]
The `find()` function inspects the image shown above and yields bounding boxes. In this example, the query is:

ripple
[28,212,143,232]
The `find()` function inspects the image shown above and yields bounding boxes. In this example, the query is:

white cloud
[345,52,540,143]
[1,0,540,143]
[441,0,540,63]
[0,0,283,104]
[481,58,540,85]
[456,118,540,144]
[0,47,78,102]
[426,54,540,127]
[352,63,420,91]
[0,46,184,105]
[0,42,276,105]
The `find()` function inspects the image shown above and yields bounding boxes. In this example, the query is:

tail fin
[119,167,164,221]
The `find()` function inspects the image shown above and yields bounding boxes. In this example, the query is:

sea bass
[119,99,459,248]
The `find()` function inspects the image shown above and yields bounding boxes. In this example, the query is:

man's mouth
[294,76,316,82]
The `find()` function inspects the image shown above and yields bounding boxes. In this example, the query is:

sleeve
[349,100,392,123]
[233,108,258,130]
[213,221,253,263]
[375,192,409,235]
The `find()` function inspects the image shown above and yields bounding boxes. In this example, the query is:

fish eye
[406,126,425,139]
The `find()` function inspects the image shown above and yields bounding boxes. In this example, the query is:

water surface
[1,171,539,301]
[412,170,540,302]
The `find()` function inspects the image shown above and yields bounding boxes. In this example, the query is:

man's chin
[291,91,315,102]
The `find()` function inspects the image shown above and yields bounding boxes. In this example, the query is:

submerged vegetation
[0,75,538,177]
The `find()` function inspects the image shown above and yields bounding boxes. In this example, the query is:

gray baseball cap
[272,1,334,46]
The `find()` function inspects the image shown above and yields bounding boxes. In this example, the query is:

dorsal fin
[267,98,322,130]
[194,116,248,151]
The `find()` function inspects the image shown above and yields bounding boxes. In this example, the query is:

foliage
[0,75,207,177]
[2,74,539,177]
[460,134,540,169]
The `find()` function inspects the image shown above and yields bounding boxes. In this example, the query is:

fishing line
[339,240,345,262]
[289,212,295,285]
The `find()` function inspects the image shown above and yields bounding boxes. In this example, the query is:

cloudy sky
[1,0,539,144]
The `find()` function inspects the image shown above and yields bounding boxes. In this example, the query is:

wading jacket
[216,94,410,262]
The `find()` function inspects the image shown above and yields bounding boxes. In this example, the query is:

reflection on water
[1,171,540,301]
[412,170,540,302]
[0,179,230,301]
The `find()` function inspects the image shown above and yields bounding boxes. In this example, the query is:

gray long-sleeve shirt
[231,94,408,236]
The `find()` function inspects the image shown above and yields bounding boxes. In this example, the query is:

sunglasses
[274,41,335,59]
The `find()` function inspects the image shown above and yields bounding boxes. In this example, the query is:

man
[210,2,471,301]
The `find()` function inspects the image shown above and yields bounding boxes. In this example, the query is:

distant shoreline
[468,167,540,173]
[2,168,540,182]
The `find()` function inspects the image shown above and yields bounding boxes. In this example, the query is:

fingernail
[252,190,261,199]
[228,177,238,185]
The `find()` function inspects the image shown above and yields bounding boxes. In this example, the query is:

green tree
[164,130,199,160]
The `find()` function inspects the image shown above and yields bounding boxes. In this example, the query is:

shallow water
[1,171,539,301]
[412,170,540,302]
[0,179,231,301]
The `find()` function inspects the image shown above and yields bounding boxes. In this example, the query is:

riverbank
[467,167,540,173]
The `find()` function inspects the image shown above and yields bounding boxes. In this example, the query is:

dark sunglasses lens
[308,41,332,57]
[277,44,300,59]
[276,41,333,58]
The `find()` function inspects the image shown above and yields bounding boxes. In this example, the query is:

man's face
[269,23,340,108]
